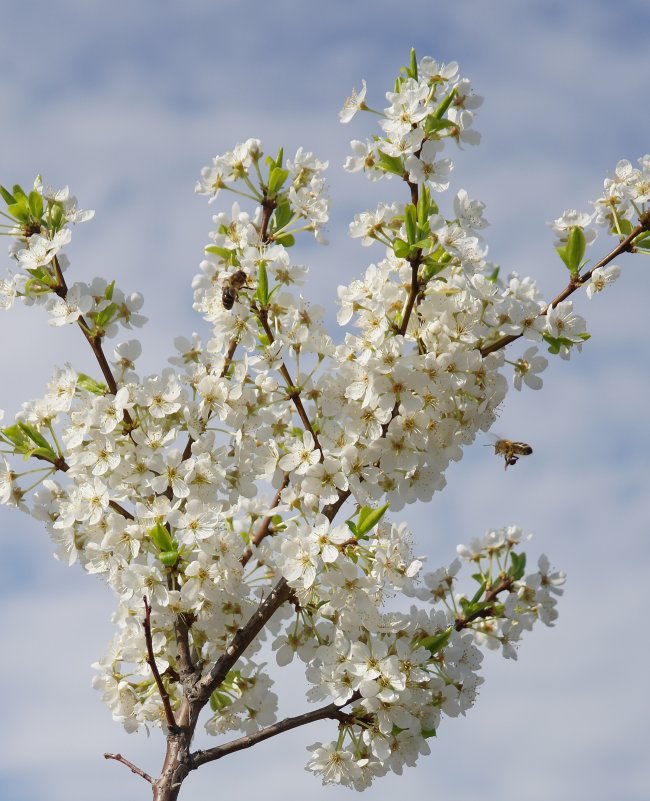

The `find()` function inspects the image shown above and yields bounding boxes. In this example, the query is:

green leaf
[17,422,51,451]
[271,201,293,231]
[11,184,28,201]
[393,238,410,259]
[76,373,107,395]
[404,203,417,245]
[377,151,404,177]
[159,550,179,567]
[468,577,487,605]
[419,627,452,656]
[345,520,358,536]
[148,522,175,552]
[422,728,437,739]
[273,233,295,247]
[30,446,58,462]
[49,203,64,229]
[416,185,432,227]
[508,551,527,581]
[93,302,119,329]
[433,87,457,119]
[268,166,289,195]
[420,256,449,282]
[7,199,30,223]
[0,185,16,204]
[28,190,43,220]
[557,227,586,275]
[209,689,233,712]
[617,218,633,236]
[408,47,418,80]
[256,263,269,306]
[1,424,31,451]
[423,117,456,136]
[205,244,238,265]
[356,503,389,537]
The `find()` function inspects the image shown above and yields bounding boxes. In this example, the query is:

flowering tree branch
[1,48,646,800]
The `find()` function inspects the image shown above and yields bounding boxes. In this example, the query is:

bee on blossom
[221,270,248,310]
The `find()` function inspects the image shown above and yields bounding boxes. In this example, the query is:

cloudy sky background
[1,1,649,799]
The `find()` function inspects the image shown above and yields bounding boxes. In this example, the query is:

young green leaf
[508,551,527,581]
[356,503,389,536]
[418,627,452,656]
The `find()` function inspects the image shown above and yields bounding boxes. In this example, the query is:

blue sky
[1,2,649,800]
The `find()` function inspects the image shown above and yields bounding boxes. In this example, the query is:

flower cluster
[1,50,647,792]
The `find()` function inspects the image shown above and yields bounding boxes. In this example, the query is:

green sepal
[17,422,52,451]
[104,280,115,301]
[268,166,289,195]
[377,151,405,177]
[0,185,16,205]
[422,728,437,739]
[419,627,452,656]
[508,551,527,581]
[487,265,500,283]
[76,373,107,395]
[148,521,175,553]
[556,227,586,275]
[356,503,389,537]
[256,263,269,306]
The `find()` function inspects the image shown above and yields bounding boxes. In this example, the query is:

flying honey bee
[492,438,533,470]
[221,270,248,310]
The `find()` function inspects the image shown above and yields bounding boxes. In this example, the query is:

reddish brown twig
[241,474,290,567]
[188,695,359,769]
[104,752,153,783]
[143,596,178,731]
[480,222,646,357]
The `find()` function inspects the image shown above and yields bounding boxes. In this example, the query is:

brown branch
[143,596,178,731]
[480,222,646,357]
[241,474,290,567]
[454,575,514,630]
[51,255,134,422]
[188,696,357,770]
[195,577,292,702]
[104,752,153,783]
[257,309,323,455]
